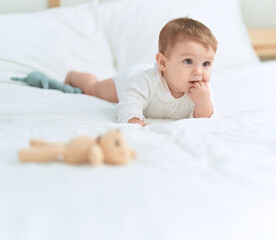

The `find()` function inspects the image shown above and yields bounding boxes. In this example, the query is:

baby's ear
[155,52,167,71]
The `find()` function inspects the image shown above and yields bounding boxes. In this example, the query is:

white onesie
[113,63,216,123]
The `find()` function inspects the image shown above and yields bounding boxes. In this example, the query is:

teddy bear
[19,130,136,165]
[11,71,82,94]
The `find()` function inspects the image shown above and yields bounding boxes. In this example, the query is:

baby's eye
[203,61,211,67]
[183,59,192,65]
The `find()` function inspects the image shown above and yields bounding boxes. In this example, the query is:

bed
[1,0,276,239]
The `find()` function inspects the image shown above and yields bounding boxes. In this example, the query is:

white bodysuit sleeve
[116,73,151,123]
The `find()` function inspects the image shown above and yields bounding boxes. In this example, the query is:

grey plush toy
[11,71,82,94]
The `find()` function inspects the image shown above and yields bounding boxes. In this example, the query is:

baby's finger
[199,81,205,87]
[194,82,200,88]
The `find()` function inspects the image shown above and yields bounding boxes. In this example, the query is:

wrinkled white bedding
[1,61,276,240]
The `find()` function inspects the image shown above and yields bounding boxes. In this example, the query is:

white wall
[0,0,89,13]
[0,0,275,28]
[0,0,47,14]
[240,0,276,28]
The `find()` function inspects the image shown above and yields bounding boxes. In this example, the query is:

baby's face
[162,40,215,97]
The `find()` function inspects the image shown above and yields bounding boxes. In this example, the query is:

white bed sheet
[1,61,276,240]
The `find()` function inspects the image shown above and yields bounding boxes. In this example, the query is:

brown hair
[158,17,218,57]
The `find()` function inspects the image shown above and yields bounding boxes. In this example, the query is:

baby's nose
[192,65,202,75]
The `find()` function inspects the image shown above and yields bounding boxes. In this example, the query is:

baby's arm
[128,118,147,127]
[116,73,151,126]
[188,81,213,118]
[193,101,213,118]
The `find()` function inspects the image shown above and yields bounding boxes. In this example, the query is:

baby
[65,17,218,126]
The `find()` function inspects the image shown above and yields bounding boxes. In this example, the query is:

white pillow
[100,0,259,72]
[0,2,116,82]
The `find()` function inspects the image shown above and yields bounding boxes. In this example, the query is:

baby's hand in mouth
[188,81,195,88]
[190,80,208,87]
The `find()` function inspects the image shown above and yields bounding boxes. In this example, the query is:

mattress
[1,61,276,240]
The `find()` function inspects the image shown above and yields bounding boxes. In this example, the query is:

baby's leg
[91,78,118,103]
[64,71,98,94]
[65,71,118,103]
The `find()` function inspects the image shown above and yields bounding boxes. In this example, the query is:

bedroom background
[0,0,276,62]
[1,1,276,239]
[0,0,276,29]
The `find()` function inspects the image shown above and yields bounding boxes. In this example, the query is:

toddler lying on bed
[65,17,217,126]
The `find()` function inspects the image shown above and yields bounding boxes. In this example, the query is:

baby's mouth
[190,76,203,82]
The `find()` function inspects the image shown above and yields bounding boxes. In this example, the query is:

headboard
[48,0,60,8]
[47,0,276,61]
[248,29,276,60]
